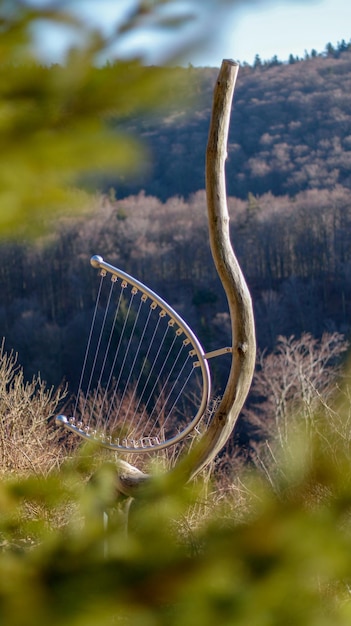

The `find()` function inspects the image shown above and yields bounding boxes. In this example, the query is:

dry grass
[1,338,351,625]
[0,342,242,541]
[0,340,68,477]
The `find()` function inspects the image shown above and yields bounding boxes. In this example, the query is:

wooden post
[112,59,256,495]
[169,59,256,482]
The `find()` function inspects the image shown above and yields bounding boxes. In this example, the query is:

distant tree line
[251,37,351,69]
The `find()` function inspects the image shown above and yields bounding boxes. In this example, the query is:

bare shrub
[0,340,67,477]
[242,332,349,485]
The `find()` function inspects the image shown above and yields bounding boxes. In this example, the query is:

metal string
[137,340,191,439]
[154,357,195,436]
[131,326,179,439]
[132,329,172,436]
[88,275,120,428]
[74,271,106,418]
[96,283,125,426]
[84,277,117,430]
[126,308,163,429]
[103,284,137,424]
[109,292,148,431]
[109,302,156,435]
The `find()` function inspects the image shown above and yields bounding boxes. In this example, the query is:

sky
[220,0,351,66]
[35,0,351,67]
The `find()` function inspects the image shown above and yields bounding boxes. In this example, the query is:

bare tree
[242,332,348,485]
[0,341,67,476]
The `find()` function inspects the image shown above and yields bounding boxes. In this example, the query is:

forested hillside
[1,45,351,422]
[109,46,351,201]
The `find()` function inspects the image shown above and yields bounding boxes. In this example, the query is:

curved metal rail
[56,255,211,453]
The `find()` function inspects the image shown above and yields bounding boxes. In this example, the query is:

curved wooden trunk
[114,59,256,495]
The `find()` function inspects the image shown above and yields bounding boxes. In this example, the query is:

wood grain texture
[171,59,256,482]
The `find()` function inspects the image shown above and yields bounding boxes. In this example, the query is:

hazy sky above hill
[37,0,351,67]
[222,0,351,66]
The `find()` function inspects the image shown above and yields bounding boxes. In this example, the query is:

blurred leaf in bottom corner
[0,449,351,625]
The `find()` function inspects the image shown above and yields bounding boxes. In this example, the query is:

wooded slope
[1,185,349,389]
[110,50,351,201]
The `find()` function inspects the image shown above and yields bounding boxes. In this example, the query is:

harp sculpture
[56,59,256,497]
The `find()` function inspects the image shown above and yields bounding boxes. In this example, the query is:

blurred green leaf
[0,1,196,236]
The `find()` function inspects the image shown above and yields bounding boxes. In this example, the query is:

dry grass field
[0,339,351,624]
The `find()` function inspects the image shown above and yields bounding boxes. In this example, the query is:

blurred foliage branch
[0,0,212,235]
[2,425,351,626]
